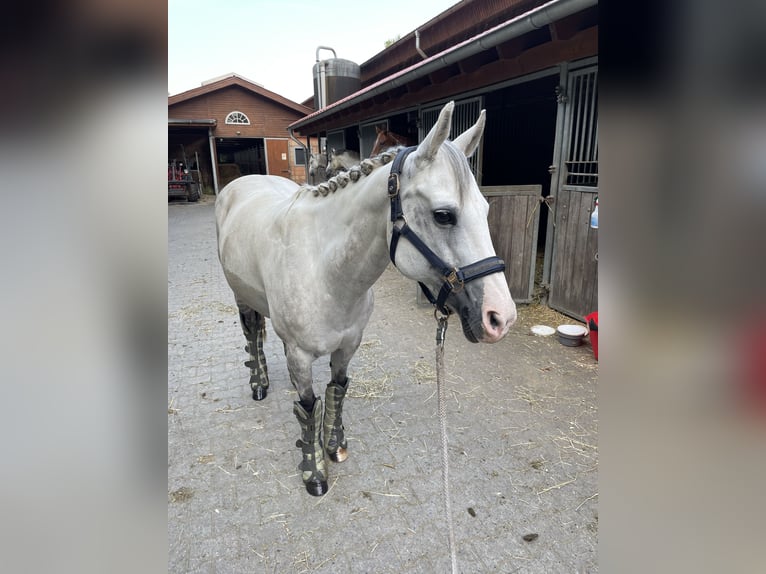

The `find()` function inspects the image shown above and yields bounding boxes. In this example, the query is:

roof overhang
[289,0,596,135]
[168,118,217,127]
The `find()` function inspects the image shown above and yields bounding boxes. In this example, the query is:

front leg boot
[323,378,349,463]
[293,398,328,496]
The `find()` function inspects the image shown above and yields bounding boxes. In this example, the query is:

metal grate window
[564,69,598,187]
[420,98,482,178]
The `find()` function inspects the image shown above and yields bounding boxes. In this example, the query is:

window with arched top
[225,111,250,125]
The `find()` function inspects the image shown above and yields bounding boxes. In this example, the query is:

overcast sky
[168,0,459,103]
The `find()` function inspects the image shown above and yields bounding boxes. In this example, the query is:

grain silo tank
[313,46,361,109]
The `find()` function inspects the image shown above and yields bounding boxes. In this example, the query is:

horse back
[215,175,300,315]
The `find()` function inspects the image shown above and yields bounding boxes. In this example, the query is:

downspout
[415,29,428,59]
[208,127,219,195]
[288,127,310,184]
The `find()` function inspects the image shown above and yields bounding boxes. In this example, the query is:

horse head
[308,152,327,184]
[326,149,360,178]
[371,126,409,157]
[388,102,516,343]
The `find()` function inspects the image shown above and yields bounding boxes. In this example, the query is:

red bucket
[585,311,598,361]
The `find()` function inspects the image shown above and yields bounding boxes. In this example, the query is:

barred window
[225,111,250,125]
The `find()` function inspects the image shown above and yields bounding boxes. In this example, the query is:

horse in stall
[325,148,360,178]
[215,101,516,496]
[371,125,414,156]
[307,152,327,185]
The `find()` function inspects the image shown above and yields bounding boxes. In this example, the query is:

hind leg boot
[293,398,329,496]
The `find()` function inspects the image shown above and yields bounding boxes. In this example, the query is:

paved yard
[168,196,598,573]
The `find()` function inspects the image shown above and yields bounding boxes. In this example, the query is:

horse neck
[318,167,392,291]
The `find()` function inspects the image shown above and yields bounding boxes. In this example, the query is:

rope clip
[434,309,449,347]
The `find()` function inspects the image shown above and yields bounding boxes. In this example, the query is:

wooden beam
[428,63,461,85]
[405,75,430,94]
[459,49,498,75]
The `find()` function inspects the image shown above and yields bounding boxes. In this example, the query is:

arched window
[225,111,250,125]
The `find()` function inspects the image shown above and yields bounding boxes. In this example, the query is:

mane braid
[297,147,402,199]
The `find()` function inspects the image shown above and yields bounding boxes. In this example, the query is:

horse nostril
[489,311,501,330]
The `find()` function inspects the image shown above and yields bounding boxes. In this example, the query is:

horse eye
[433,209,456,226]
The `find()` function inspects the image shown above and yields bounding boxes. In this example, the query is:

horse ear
[452,110,486,158]
[414,101,454,166]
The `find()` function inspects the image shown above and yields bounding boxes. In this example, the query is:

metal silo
[313,46,361,109]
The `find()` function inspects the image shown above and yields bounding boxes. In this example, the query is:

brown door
[265,139,290,178]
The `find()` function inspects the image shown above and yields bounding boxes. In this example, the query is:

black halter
[387,146,506,315]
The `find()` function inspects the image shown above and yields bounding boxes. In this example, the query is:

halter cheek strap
[387,146,506,315]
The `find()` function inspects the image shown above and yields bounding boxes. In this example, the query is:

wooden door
[548,66,598,319]
[265,139,290,178]
[482,185,541,303]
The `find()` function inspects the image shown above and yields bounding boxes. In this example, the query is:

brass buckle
[445,268,464,293]
[387,174,400,198]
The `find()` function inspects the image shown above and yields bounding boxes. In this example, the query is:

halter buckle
[445,268,464,293]
[387,173,400,198]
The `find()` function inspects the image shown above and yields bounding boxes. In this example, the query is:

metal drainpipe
[288,127,310,184]
[415,30,427,59]
[208,127,220,195]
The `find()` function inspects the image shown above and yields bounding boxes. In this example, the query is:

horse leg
[323,344,358,463]
[236,301,269,401]
[285,345,328,496]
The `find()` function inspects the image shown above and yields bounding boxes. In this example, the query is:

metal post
[208,127,219,195]
[542,62,568,289]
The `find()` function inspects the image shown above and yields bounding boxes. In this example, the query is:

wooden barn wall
[169,86,304,138]
[287,139,308,184]
[548,188,598,318]
[482,185,541,303]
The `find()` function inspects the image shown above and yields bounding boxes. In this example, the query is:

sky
[168,0,460,103]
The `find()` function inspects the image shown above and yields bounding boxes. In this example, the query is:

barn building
[168,73,314,192]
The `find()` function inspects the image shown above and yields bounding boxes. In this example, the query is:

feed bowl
[557,324,587,347]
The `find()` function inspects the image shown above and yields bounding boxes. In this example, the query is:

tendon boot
[293,398,328,496]
[238,305,269,401]
[323,378,349,463]
[244,341,269,401]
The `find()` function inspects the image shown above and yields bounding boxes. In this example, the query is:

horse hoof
[328,447,347,463]
[252,386,268,401]
[305,480,328,497]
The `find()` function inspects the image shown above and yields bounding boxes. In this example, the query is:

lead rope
[435,312,458,574]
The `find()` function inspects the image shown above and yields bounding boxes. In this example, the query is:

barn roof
[290,0,596,134]
[168,73,313,116]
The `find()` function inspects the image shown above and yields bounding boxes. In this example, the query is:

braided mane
[298,148,402,198]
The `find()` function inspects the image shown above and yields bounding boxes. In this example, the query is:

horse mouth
[458,305,482,343]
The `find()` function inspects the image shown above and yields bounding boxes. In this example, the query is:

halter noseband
[387,146,506,315]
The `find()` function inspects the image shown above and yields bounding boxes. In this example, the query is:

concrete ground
[168,197,598,573]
